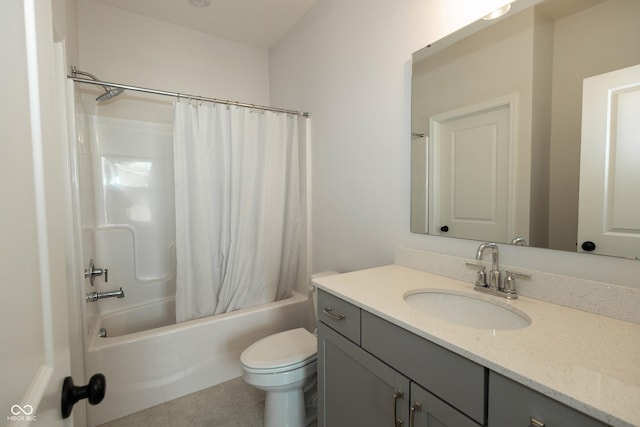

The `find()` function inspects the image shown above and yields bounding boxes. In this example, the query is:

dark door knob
[581,241,596,252]
[440,225,449,232]
[61,373,106,418]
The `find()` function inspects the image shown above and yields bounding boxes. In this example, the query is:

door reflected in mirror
[410,0,640,259]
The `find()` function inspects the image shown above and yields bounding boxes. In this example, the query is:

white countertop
[313,265,640,427]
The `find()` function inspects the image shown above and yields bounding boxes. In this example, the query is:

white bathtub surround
[395,246,640,325]
[88,114,176,314]
[313,265,640,427]
[85,292,309,426]
[173,101,303,322]
[89,297,177,338]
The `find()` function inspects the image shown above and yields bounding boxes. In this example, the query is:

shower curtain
[173,101,302,322]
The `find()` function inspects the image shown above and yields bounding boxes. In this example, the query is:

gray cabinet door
[318,322,410,427]
[410,383,481,427]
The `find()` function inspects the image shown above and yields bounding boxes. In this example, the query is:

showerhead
[71,66,125,102]
[96,87,125,102]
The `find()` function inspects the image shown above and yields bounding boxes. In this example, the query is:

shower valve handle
[85,259,108,286]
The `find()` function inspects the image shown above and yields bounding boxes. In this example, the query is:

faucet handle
[505,270,531,280]
[85,259,108,286]
[465,261,486,270]
[465,262,487,287]
[503,270,531,299]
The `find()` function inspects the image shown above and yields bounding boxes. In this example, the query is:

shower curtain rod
[68,75,310,117]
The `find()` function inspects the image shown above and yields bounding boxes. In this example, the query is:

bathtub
[85,291,310,426]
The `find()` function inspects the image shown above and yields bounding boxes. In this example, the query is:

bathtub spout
[86,287,125,302]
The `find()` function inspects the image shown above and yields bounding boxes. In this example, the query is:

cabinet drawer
[488,372,608,427]
[361,311,486,424]
[317,290,361,345]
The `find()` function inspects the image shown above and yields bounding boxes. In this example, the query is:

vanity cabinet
[317,289,612,427]
[318,290,484,427]
[318,323,480,427]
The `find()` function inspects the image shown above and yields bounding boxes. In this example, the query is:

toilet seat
[241,328,317,374]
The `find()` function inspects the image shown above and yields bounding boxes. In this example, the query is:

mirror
[411,0,640,258]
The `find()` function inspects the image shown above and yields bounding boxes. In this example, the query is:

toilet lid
[241,328,317,370]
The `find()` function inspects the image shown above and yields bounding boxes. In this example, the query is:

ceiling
[91,0,317,49]
[536,0,603,20]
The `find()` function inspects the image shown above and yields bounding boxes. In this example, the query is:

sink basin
[403,289,531,330]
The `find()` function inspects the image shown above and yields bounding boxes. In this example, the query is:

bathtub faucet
[86,287,125,302]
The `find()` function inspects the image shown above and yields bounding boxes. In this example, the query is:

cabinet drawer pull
[530,417,545,427]
[393,390,404,426]
[409,401,422,427]
[322,307,346,321]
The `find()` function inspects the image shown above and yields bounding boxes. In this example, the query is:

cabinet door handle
[530,417,545,427]
[322,307,346,321]
[409,401,422,427]
[392,390,404,426]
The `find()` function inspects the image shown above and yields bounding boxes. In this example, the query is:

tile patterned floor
[98,377,317,427]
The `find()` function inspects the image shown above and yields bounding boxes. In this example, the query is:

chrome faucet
[86,287,125,302]
[476,242,501,290]
[469,242,530,299]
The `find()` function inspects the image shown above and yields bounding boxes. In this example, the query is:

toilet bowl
[241,328,317,427]
[240,271,338,427]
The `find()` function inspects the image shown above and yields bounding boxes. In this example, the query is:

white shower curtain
[173,101,302,322]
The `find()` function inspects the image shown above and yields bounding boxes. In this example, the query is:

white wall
[78,0,270,105]
[270,0,640,289]
[52,0,79,65]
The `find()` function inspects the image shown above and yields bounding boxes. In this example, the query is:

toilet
[240,271,337,427]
